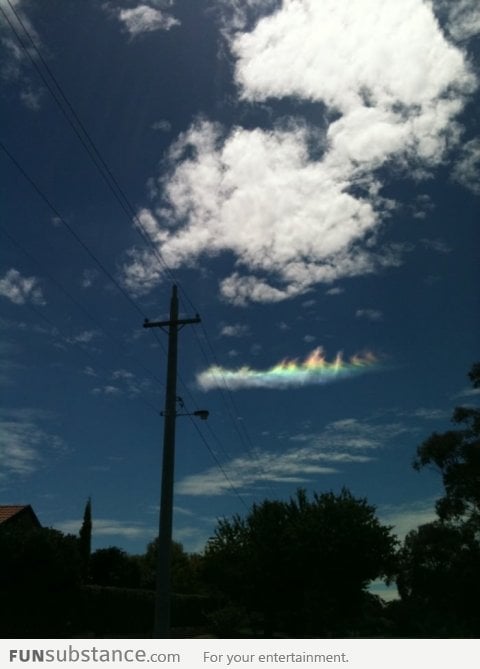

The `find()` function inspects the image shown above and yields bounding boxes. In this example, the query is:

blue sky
[1,0,479,576]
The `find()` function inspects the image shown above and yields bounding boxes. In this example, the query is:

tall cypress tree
[79,497,92,581]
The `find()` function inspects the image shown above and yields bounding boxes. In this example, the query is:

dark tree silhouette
[414,362,480,522]
[89,546,141,588]
[396,520,480,636]
[202,488,397,637]
[0,526,82,637]
[394,362,480,637]
[79,497,92,581]
[138,539,202,594]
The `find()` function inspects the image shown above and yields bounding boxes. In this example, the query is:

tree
[137,539,202,593]
[396,520,480,636]
[79,497,92,581]
[202,488,397,637]
[89,546,141,588]
[0,526,82,636]
[394,362,480,637]
[413,362,480,521]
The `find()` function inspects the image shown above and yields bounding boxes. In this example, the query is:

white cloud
[123,0,476,304]
[213,0,281,33]
[411,408,448,421]
[292,418,412,452]
[88,368,150,398]
[112,369,135,380]
[81,268,100,289]
[0,268,45,305]
[92,385,122,396]
[356,308,383,322]
[420,238,451,254]
[379,498,438,540]
[55,518,153,539]
[19,86,43,111]
[452,138,480,195]
[65,329,101,345]
[123,122,398,303]
[232,0,474,111]
[177,450,337,497]
[152,119,172,132]
[0,408,63,480]
[177,417,409,496]
[454,385,480,399]
[326,287,344,296]
[117,4,179,38]
[219,323,250,338]
[434,0,480,42]
[0,0,45,109]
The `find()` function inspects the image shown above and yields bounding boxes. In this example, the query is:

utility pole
[143,284,200,638]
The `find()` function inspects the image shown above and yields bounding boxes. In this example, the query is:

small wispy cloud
[291,417,412,452]
[91,385,122,396]
[151,119,172,132]
[177,416,409,497]
[452,138,480,195]
[219,323,250,338]
[379,498,438,540]
[454,385,480,399]
[411,407,449,420]
[115,3,180,38]
[0,268,45,306]
[356,308,383,322]
[0,0,45,110]
[89,368,151,399]
[177,451,337,497]
[19,86,43,111]
[65,329,101,345]
[0,407,63,480]
[434,0,480,42]
[420,238,451,254]
[80,268,100,289]
[326,287,344,296]
[55,518,154,539]
[112,369,135,380]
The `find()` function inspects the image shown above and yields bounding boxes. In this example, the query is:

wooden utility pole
[143,285,200,638]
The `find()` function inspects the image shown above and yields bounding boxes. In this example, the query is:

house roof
[0,505,41,527]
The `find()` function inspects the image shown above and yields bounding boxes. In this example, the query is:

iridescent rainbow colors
[197,348,380,390]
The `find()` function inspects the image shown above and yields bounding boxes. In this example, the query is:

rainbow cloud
[197,348,380,391]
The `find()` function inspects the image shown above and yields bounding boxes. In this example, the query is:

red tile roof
[0,505,41,527]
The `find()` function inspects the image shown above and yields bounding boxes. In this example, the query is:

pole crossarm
[143,315,201,330]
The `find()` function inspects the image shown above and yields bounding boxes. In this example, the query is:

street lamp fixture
[193,409,209,420]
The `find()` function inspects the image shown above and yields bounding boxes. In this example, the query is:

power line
[0,224,166,392]
[13,296,161,417]
[1,139,249,510]
[192,324,278,499]
[2,0,176,286]
[0,140,146,319]
[2,1,276,502]
[186,414,250,512]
